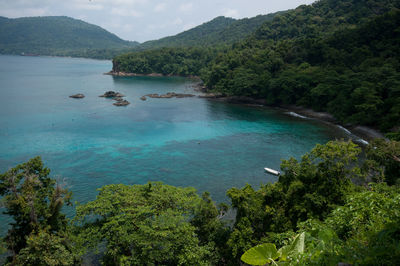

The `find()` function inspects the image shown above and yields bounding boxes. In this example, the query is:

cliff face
[112,59,120,72]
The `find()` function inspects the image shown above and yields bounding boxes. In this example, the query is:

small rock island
[99,91,125,98]
[69,93,85,99]
[113,100,130,106]
[99,91,130,106]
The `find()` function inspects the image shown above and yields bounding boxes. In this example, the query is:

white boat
[264,167,280,176]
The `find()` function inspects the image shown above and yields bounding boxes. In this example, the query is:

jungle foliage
[202,8,400,133]
[1,139,400,265]
[112,47,220,76]
[0,157,77,265]
[137,13,282,50]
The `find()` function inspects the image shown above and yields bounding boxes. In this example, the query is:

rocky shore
[348,126,384,140]
[201,95,383,141]
[278,105,384,140]
[144,92,195,99]
[279,104,337,123]
[105,71,164,77]
[105,71,200,79]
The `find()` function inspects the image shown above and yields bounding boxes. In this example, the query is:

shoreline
[102,73,385,142]
[104,71,200,79]
[203,95,384,141]
[279,105,384,141]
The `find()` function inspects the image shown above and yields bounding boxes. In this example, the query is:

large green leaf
[290,232,305,254]
[278,232,305,261]
[277,245,291,261]
[241,243,279,265]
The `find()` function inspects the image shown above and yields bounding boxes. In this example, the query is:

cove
[0,55,351,221]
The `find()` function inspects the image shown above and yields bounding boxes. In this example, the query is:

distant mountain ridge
[0,16,138,58]
[0,13,284,58]
[137,12,283,50]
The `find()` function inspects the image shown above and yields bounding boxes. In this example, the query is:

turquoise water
[0,55,349,224]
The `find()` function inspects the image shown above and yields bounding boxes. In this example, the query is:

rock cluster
[99,91,130,106]
[99,91,125,98]
[69,93,85,99]
[69,90,130,107]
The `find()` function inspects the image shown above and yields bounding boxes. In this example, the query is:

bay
[0,55,350,226]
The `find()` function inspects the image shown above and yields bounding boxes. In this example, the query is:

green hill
[0,16,139,58]
[113,0,400,135]
[137,13,282,50]
[253,0,400,40]
[202,0,400,133]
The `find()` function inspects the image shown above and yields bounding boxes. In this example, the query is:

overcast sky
[0,0,316,43]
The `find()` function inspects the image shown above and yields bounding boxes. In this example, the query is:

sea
[0,55,351,229]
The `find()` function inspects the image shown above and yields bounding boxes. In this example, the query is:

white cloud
[154,3,166,13]
[147,23,167,30]
[77,14,88,21]
[182,22,195,31]
[73,3,104,11]
[0,7,49,18]
[122,24,134,32]
[94,0,147,6]
[110,7,142,17]
[172,17,183,25]
[69,0,147,12]
[179,3,193,13]
[223,8,239,18]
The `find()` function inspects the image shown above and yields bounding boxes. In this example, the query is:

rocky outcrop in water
[140,96,147,101]
[69,93,85,99]
[113,97,124,102]
[113,100,130,106]
[99,91,125,98]
[99,91,130,106]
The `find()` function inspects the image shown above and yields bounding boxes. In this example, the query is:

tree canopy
[1,140,400,265]
[0,156,75,265]
[73,182,227,265]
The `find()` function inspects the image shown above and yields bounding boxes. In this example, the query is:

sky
[0,0,316,43]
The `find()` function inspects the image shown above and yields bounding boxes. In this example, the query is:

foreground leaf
[241,243,278,265]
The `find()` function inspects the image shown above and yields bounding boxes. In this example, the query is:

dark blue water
[0,55,349,226]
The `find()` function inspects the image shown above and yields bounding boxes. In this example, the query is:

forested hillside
[0,16,138,58]
[203,9,400,133]
[114,0,400,135]
[0,12,282,59]
[137,13,282,50]
[112,47,219,76]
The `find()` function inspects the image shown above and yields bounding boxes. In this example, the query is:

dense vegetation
[1,139,399,265]
[138,13,282,50]
[0,16,138,59]
[202,4,400,133]
[112,47,219,76]
[113,0,400,136]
